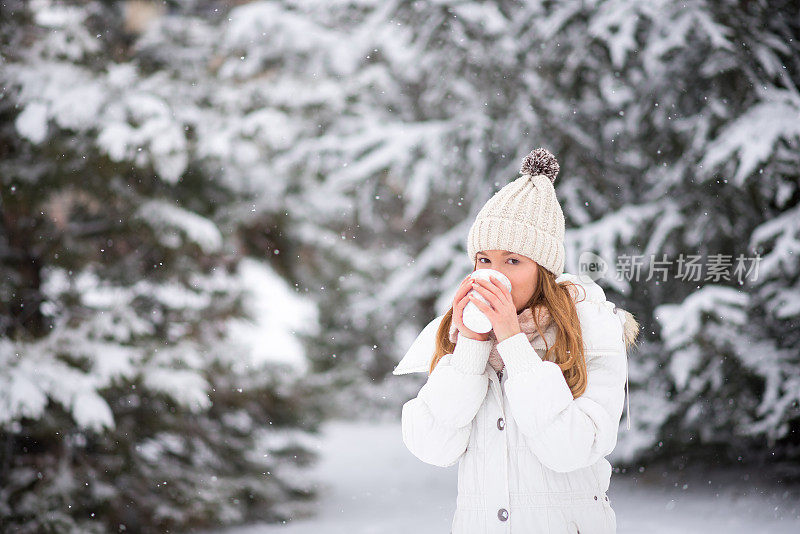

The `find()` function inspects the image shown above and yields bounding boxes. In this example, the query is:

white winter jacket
[394,273,633,534]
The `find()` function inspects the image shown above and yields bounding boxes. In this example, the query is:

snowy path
[211,419,800,534]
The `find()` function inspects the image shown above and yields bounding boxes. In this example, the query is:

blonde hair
[429,261,589,399]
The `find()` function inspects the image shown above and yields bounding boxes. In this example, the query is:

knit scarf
[449,304,557,372]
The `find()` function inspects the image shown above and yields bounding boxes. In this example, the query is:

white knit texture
[467,173,566,276]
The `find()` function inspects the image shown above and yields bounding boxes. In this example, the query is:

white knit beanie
[467,148,566,276]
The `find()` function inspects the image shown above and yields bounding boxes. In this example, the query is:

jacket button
[594,495,598,500]
[497,508,508,521]
[605,496,609,501]
[497,417,505,430]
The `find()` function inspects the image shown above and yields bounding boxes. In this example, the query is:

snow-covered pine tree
[1,1,323,531]
[248,0,535,418]
[648,0,800,470]
[515,0,800,469]
[238,0,800,470]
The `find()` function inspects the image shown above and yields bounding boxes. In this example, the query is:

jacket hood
[392,272,640,428]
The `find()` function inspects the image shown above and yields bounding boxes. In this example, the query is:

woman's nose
[476,267,511,283]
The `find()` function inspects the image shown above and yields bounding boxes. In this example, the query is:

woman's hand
[469,277,521,342]
[452,275,490,341]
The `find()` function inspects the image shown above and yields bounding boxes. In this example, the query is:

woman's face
[475,250,539,313]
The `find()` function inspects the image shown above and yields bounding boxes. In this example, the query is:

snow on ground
[209,419,800,534]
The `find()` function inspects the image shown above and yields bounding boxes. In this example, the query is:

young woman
[396,148,640,534]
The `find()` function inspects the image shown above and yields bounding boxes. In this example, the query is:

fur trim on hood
[620,308,641,350]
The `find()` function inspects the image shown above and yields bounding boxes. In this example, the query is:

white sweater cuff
[450,332,492,375]
[496,332,542,376]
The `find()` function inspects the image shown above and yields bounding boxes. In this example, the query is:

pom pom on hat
[520,147,559,184]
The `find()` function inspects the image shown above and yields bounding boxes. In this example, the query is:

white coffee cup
[462,269,513,334]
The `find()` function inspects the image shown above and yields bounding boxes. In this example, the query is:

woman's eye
[478,257,517,264]
[478,258,520,265]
